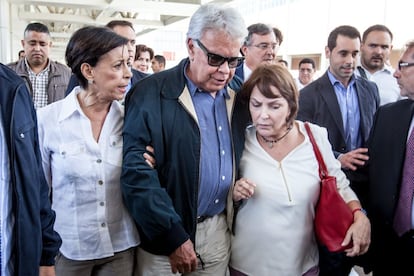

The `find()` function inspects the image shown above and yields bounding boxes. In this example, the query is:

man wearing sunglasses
[121,3,249,275]
[366,39,414,275]
[235,23,280,81]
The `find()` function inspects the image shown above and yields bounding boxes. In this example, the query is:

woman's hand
[342,211,371,257]
[143,145,156,168]
[233,178,256,202]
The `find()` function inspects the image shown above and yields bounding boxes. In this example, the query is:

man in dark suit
[65,20,147,95]
[367,40,414,275]
[234,23,280,82]
[297,25,379,275]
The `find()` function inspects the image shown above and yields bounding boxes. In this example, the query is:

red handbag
[304,122,353,252]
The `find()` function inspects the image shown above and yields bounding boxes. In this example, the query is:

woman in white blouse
[229,64,371,276]
[37,26,140,275]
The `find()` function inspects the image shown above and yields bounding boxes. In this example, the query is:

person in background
[229,63,370,276]
[65,20,148,96]
[36,26,140,275]
[296,58,316,90]
[357,24,402,105]
[7,22,71,109]
[366,40,414,275]
[151,54,166,73]
[0,63,61,275]
[297,25,379,275]
[133,44,154,73]
[18,50,25,60]
[272,27,284,48]
[121,3,249,275]
[277,59,288,68]
[235,23,278,81]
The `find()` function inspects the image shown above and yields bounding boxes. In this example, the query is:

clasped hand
[342,211,371,257]
[233,178,256,202]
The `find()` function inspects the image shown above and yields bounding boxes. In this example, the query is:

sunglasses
[194,39,244,68]
[398,61,414,71]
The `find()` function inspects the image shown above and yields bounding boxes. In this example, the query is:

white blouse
[37,87,140,260]
[230,121,357,276]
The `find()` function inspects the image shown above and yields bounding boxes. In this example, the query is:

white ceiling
[8,0,234,50]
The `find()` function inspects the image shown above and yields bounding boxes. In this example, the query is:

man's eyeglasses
[251,43,279,51]
[398,61,414,71]
[194,39,244,68]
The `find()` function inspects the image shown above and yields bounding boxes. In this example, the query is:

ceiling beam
[9,0,201,17]
[18,11,164,28]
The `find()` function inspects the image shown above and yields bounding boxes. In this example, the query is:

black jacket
[121,59,249,255]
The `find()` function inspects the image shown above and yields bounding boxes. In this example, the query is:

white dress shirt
[356,65,402,106]
[37,87,139,260]
[243,63,253,81]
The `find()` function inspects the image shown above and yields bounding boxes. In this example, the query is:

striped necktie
[393,128,414,236]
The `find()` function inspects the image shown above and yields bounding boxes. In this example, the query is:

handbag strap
[304,122,328,179]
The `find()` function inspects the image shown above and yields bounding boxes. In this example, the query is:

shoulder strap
[304,122,328,180]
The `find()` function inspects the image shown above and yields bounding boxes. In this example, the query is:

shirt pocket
[107,135,123,167]
[59,141,86,157]
[57,141,88,179]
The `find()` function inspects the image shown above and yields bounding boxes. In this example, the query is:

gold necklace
[260,125,293,149]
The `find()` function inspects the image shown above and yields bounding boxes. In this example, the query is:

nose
[124,64,132,79]
[267,47,276,55]
[217,61,231,74]
[344,54,355,65]
[33,43,41,51]
[393,69,400,79]
[259,108,270,119]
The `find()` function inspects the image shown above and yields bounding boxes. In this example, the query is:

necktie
[393,128,414,236]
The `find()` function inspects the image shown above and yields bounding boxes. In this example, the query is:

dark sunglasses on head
[398,61,414,71]
[194,39,244,68]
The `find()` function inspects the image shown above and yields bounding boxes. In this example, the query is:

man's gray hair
[187,3,247,45]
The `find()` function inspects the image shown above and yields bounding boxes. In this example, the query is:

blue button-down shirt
[328,71,362,151]
[184,69,233,217]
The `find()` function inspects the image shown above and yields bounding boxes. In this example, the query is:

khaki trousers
[55,247,135,276]
[135,213,230,276]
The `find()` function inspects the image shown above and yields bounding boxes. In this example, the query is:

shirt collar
[25,58,50,75]
[327,69,356,87]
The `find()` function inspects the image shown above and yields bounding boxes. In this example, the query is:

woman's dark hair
[65,26,128,88]
[135,44,154,61]
[241,63,299,127]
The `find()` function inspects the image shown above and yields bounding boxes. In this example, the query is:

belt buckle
[197,215,208,223]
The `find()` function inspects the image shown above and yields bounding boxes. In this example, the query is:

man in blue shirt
[121,3,249,275]
[297,25,379,276]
